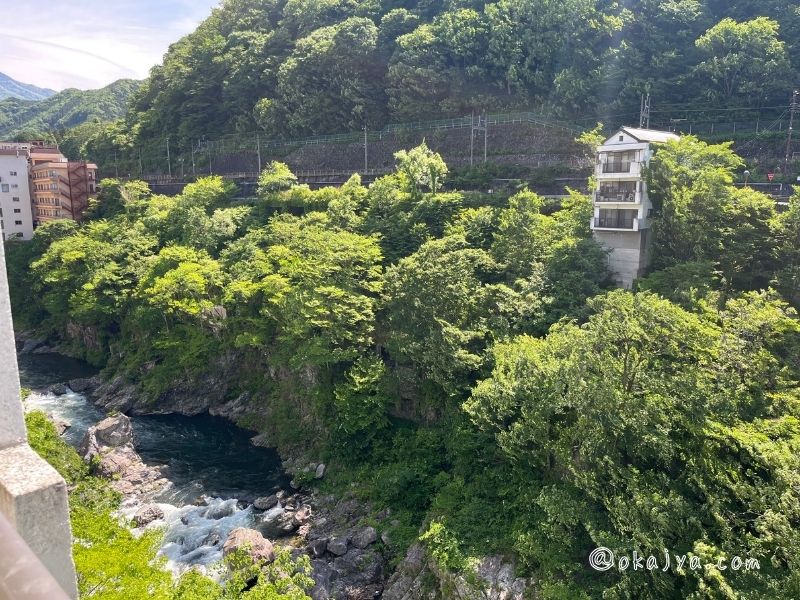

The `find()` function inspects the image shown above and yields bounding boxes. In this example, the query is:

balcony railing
[594,216,638,230]
[602,161,632,174]
[596,192,637,203]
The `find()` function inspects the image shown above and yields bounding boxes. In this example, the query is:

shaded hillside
[118,0,799,148]
[0,79,140,138]
[0,72,55,101]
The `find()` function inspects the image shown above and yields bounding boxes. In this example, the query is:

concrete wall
[0,239,77,598]
[595,230,647,289]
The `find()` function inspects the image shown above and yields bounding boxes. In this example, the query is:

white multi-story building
[591,127,679,288]
[0,143,35,240]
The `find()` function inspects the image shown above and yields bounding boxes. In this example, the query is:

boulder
[253,494,279,510]
[205,501,237,520]
[78,414,133,462]
[315,463,326,479]
[48,416,71,436]
[308,537,328,558]
[68,377,96,393]
[19,337,45,354]
[327,536,349,556]
[48,383,68,396]
[293,505,311,526]
[203,531,222,547]
[223,528,275,563]
[353,527,377,549]
[133,504,164,527]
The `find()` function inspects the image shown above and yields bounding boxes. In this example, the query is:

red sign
[767,172,775,181]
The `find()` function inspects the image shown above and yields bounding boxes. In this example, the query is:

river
[18,352,291,575]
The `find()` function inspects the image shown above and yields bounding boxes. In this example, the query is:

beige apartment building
[29,142,98,225]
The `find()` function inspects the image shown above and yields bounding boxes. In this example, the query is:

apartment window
[0,184,7,192]
[597,208,637,229]
[12,197,18,202]
[618,135,624,142]
[14,220,22,226]
[9,171,16,176]
[13,209,20,214]
[10,184,17,189]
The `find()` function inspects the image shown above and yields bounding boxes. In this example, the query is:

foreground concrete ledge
[0,443,77,598]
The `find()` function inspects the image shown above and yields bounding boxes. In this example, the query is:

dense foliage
[0,79,139,141]
[11,138,800,598]
[67,0,799,161]
[24,409,314,599]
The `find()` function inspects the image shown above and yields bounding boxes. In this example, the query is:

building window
[12,197,18,202]
[13,209,20,214]
[10,184,17,189]
[1,184,7,192]
[597,209,637,229]
[9,171,16,176]
[14,220,22,225]
[618,135,624,142]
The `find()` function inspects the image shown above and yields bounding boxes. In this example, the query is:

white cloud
[0,0,219,90]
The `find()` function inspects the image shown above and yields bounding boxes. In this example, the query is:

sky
[0,0,219,91]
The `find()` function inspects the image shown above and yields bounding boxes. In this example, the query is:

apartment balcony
[602,161,631,174]
[597,162,643,179]
[595,191,640,204]
[592,216,648,231]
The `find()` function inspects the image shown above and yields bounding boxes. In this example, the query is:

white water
[115,497,283,576]
[25,389,289,575]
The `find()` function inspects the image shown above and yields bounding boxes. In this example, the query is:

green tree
[394,142,448,196]
[695,17,790,104]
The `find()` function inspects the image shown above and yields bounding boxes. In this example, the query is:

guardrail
[0,511,70,599]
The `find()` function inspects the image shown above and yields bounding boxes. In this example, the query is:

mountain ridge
[0,72,56,101]
[0,78,141,138]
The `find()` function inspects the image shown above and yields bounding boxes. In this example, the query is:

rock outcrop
[78,414,169,500]
[133,504,165,527]
[383,543,533,600]
[223,527,275,563]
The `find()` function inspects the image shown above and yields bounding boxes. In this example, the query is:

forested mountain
[0,79,140,139]
[0,72,55,101]
[112,0,800,149]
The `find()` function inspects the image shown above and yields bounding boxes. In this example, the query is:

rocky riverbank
[41,380,390,599]
[28,359,534,600]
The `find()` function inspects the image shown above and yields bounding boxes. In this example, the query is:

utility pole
[469,112,475,167]
[114,151,119,178]
[483,112,488,163]
[785,89,798,176]
[166,137,172,178]
[138,147,143,176]
[471,113,488,165]
[191,141,196,178]
[256,133,262,173]
[639,93,651,129]
[363,124,368,172]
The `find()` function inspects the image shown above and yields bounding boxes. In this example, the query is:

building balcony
[592,216,647,231]
[595,191,639,203]
[602,161,631,174]
[597,162,643,179]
